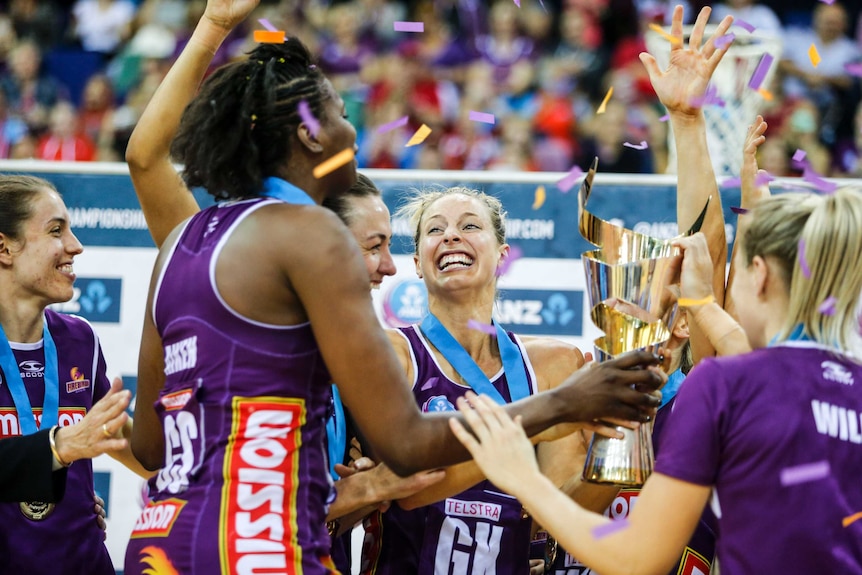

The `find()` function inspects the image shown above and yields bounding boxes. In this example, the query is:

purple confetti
[714,32,735,49]
[803,167,838,194]
[792,149,807,163]
[467,319,498,336]
[818,296,838,316]
[845,63,862,77]
[421,377,440,391]
[730,206,749,215]
[496,244,523,277]
[556,165,584,193]
[798,239,812,279]
[376,115,409,134]
[735,19,756,33]
[298,100,319,137]
[658,114,670,122]
[689,84,725,108]
[592,519,630,540]
[513,0,520,6]
[754,171,775,187]
[623,140,648,150]
[258,18,277,31]
[819,0,835,4]
[722,176,742,187]
[748,53,774,91]
[394,21,424,33]
[469,111,496,124]
[780,460,830,486]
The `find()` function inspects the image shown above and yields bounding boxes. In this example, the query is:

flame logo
[70,367,85,381]
[139,546,180,575]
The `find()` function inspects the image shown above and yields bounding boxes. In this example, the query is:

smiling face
[414,193,508,297]
[347,194,396,290]
[4,188,83,306]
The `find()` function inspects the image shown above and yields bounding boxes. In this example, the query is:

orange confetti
[648,23,682,45]
[843,511,862,528]
[808,43,821,68]
[405,124,432,147]
[313,148,355,179]
[596,87,614,114]
[254,30,286,43]
[532,185,546,210]
[757,87,773,101]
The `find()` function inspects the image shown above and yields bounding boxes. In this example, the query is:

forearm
[110,419,158,479]
[689,302,751,356]
[399,462,484,510]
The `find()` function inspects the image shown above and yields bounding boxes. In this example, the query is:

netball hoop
[645,24,783,176]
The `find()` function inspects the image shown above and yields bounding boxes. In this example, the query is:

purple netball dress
[124,198,336,575]
[362,324,538,575]
[0,311,114,574]
[656,341,862,574]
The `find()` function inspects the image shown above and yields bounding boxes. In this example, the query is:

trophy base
[582,424,654,488]
[582,468,652,487]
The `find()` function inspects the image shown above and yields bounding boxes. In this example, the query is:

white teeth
[58,264,73,273]
[439,254,473,270]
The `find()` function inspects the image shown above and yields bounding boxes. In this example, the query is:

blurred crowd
[0,0,860,177]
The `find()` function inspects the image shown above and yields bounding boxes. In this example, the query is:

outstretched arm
[126,0,260,246]
[640,5,733,363]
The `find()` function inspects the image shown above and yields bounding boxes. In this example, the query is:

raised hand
[670,233,715,302]
[741,115,771,205]
[55,377,131,464]
[639,5,734,118]
[203,0,261,31]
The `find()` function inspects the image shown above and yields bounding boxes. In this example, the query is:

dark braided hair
[171,39,329,201]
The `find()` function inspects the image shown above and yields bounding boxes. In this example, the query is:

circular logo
[20,501,55,521]
[422,395,456,413]
[382,279,428,328]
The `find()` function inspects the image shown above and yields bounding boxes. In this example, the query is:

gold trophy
[579,159,707,486]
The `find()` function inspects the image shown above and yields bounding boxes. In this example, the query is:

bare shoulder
[520,336,586,391]
[385,328,413,381]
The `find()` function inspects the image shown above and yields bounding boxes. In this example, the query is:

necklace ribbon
[0,317,59,435]
[261,177,316,205]
[325,384,347,482]
[420,313,530,405]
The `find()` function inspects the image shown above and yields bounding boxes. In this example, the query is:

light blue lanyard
[419,313,530,405]
[660,368,686,408]
[326,385,347,482]
[769,324,811,347]
[261,177,316,205]
[0,318,59,435]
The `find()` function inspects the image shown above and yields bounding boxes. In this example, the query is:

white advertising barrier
[1,160,853,573]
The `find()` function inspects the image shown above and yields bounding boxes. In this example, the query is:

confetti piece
[735,19,756,33]
[780,461,830,486]
[819,0,835,4]
[513,0,520,6]
[730,206,749,215]
[757,87,773,101]
[623,140,648,150]
[469,111,496,124]
[254,30,285,43]
[556,165,584,193]
[496,244,523,277]
[843,511,862,528]
[808,44,821,68]
[754,171,775,187]
[596,87,613,114]
[798,239,811,279]
[648,23,682,45]
[803,167,838,194]
[658,114,669,122]
[689,84,725,108]
[298,100,319,137]
[592,520,630,540]
[748,53,774,91]
[722,176,742,187]
[792,149,807,163]
[467,319,497,336]
[714,32,735,49]
[678,295,715,307]
[313,148,355,179]
[532,185,546,210]
[818,296,838,316]
[405,124,432,147]
[420,377,440,391]
[376,115,409,134]
[258,18,277,31]
[845,63,862,77]
[394,21,424,33]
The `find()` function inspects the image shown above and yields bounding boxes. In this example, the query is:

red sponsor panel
[220,397,305,575]
[131,499,187,538]
[0,407,87,438]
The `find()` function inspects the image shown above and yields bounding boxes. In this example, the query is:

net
[644,24,783,176]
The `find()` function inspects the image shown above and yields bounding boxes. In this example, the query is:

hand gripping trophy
[579,159,708,486]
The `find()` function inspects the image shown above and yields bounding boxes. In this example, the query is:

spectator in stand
[780,99,832,175]
[78,74,118,160]
[834,100,862,177]
[36,101,96,161]
[548,6,610,102]
[575,99,655,173]
[712,0,782,36]
[0,39,69,135]
[474,0,535,86]
[8,0,62,50]
[0,91,29,159]
[779,2,861,147]
[70,0,137,58]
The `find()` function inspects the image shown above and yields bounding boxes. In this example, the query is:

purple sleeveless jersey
[362,325,538,575]
[656,342,862,574]
[123,199,337,575]
[0,310,113,574]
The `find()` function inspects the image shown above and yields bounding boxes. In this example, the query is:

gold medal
[19,501,55,521]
